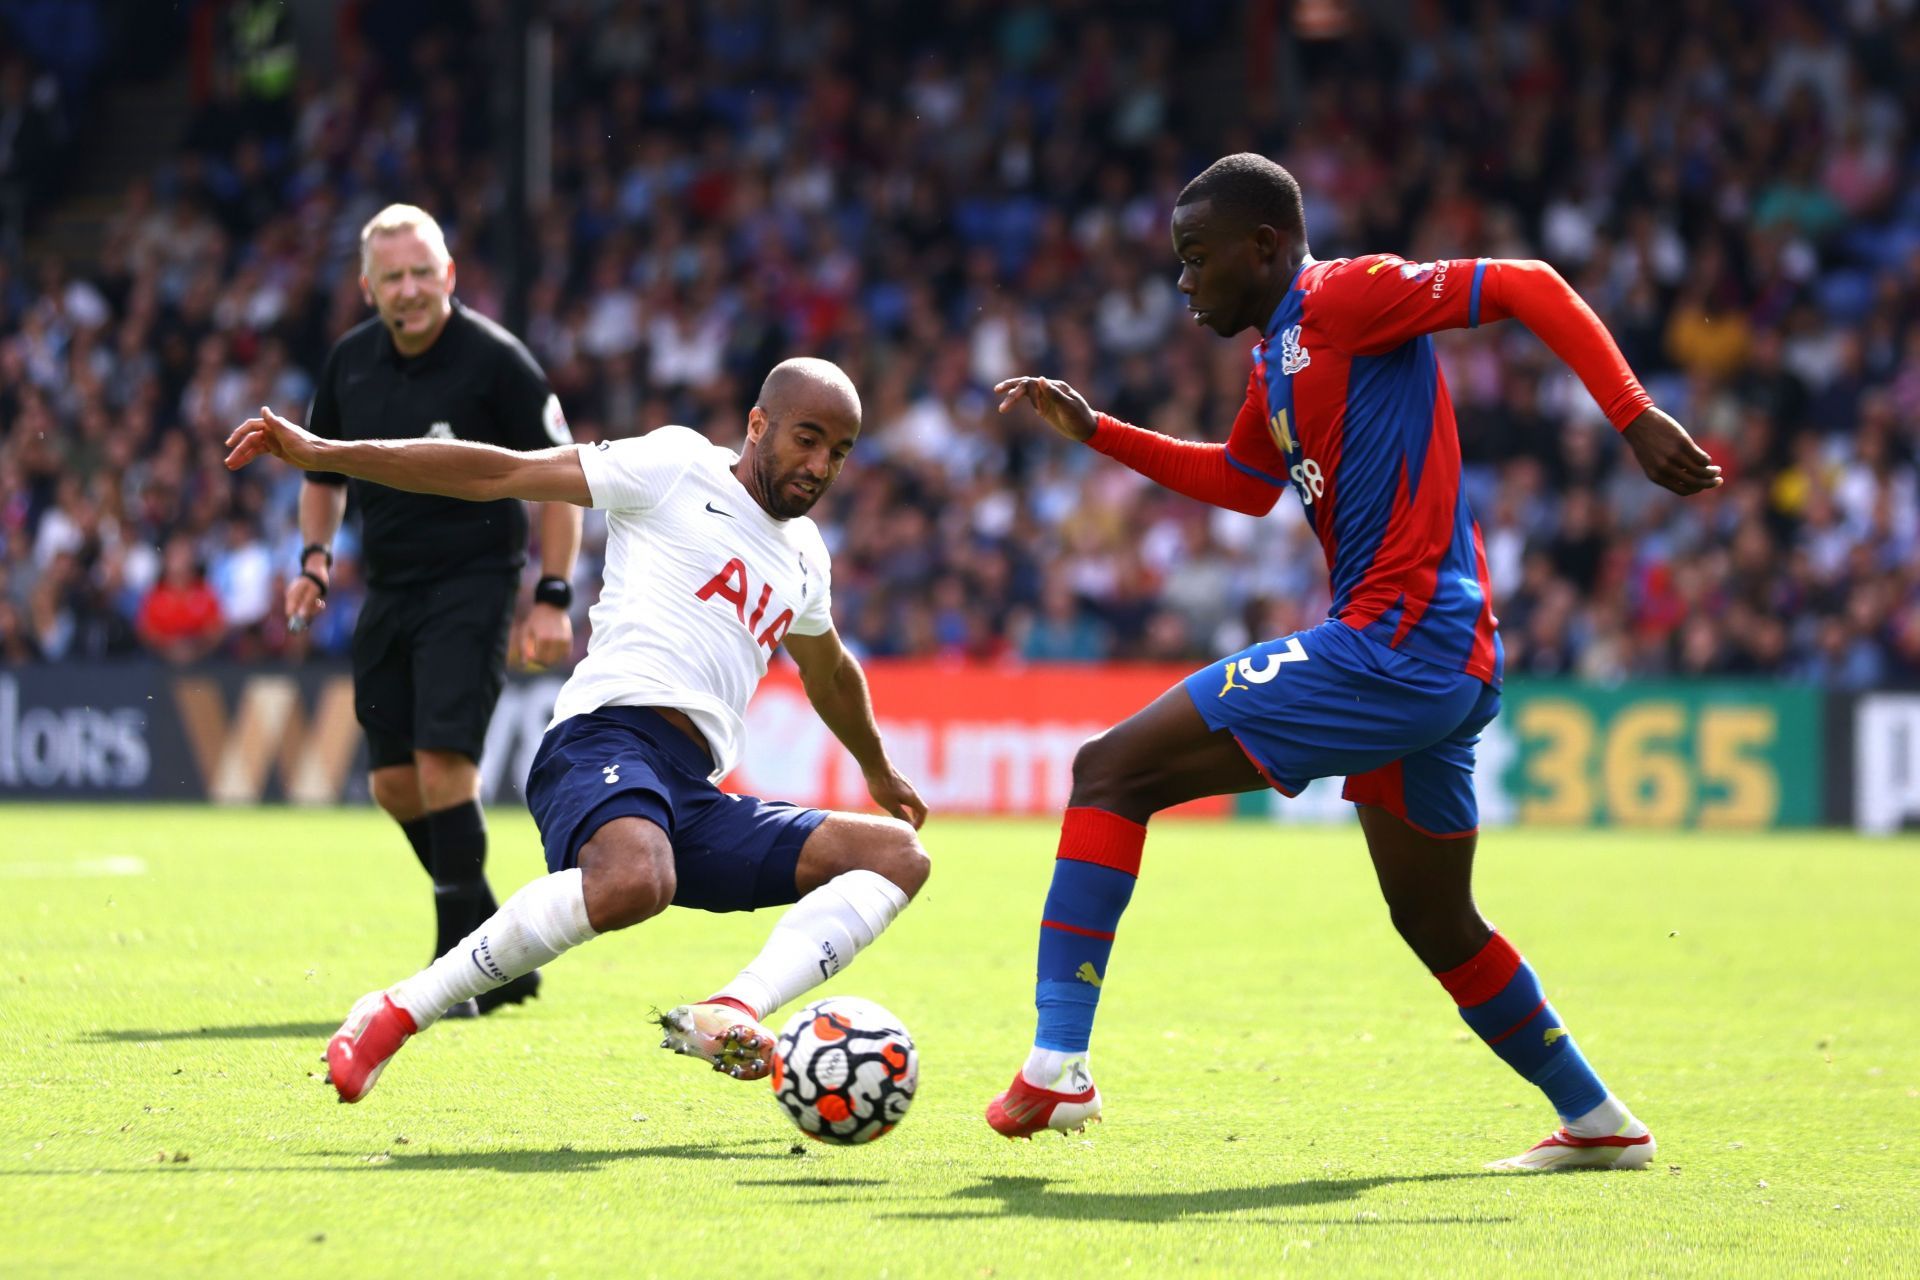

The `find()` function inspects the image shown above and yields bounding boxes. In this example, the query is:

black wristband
[301,543,333,570]
[534,575,573,609]
[300,569,330,599]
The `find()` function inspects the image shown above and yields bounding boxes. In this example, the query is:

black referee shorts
[351,571,518,770]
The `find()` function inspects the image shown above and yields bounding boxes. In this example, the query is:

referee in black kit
[287,204,581,1017]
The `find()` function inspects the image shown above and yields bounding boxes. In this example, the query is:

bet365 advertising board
[0,664,1892,831]
[1231,679,1826,830]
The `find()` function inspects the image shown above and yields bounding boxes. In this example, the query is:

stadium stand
[0,0,1915,687]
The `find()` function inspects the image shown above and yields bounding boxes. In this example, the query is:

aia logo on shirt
[696,558,794,651]
[1279,324,1311,376]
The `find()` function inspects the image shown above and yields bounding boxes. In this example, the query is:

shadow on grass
[79,1022,338,1043]
[0,1139,803,1179]
[308,1138,797,1173]
[888,1173,1498,1223]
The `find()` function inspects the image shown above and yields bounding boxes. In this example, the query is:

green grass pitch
[3,806,1917,1277]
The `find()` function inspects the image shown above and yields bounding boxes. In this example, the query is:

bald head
[742,357,862,519]
[756,357,862,426]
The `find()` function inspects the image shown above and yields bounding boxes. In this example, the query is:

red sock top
[1056,806,1146,877]
[1433,932,1523,1007]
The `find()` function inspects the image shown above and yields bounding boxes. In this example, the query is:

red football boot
[985,1066,1102,1138]
[324,992,418,1104]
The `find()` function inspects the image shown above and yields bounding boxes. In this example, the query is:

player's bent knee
[1068,732,1122,798]
[577,818,676,932]
[582,858,675,932]
[1385,899,1489,972]
[875,821,931,899]
[797,814,929,899]
[1067,730,1160,816]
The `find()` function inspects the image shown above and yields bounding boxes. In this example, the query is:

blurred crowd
[1,0,1917,689]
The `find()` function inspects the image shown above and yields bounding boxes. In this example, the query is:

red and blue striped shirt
[1091,254,1653,688]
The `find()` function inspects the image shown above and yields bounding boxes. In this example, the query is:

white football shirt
[552,426,834,780]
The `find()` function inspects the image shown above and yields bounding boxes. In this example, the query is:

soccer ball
[770,996,917,1145]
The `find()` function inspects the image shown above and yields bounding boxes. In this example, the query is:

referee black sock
[427,799,498,959]
[399,816,435,878]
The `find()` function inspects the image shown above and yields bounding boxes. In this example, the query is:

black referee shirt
[306,298,569,589]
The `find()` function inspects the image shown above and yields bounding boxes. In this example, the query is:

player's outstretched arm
[1321,256,1721,498]
[1389,259,1721,495]
[995,375,1280,517]
[785,628,927,829]
[1473,263,1722,497]
[224,407,593,505]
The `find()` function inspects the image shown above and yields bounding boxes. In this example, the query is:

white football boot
[1487,1120,1656,1172]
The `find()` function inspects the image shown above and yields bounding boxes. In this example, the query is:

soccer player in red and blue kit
[986,153,1721,1171]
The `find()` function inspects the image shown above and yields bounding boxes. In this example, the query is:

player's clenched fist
[225,405,324,472]
[994,375,1097,443]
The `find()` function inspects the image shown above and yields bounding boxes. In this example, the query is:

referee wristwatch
[534,575,574,610]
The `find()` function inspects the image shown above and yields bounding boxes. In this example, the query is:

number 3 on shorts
[1241,636,1309,684]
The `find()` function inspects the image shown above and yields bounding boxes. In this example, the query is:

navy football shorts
[524,707,828,912]
[1185,619,1501,838]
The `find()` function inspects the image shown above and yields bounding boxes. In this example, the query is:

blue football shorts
[1184,619,1501,838]
[524,706,828,912]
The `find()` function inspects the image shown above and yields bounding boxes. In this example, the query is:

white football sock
[712,870,910,1020]
[390,868,597,1028]
[1022,1047,1093,1092]
[1564,1092,1645,1138]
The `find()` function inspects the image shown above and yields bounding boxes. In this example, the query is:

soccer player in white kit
[225,358,931,1103]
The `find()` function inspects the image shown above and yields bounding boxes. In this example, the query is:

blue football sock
[1436,932,1609,1121]
[1032,807,1145,1054]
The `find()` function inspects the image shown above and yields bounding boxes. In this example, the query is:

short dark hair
[1176,153,1306,243]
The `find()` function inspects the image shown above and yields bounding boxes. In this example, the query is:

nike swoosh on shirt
[704,502,735,518]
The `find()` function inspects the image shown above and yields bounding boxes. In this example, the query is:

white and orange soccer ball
[770,996,917,1145]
